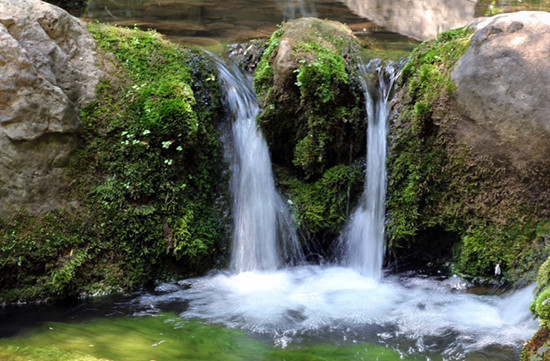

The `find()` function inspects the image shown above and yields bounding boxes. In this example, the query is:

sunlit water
[84,0,550,49]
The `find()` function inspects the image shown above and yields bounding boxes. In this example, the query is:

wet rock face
[451,11,550,169]
[0,0,102,216]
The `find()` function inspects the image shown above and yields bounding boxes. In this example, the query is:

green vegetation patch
[253,19,369,252]
[0,24,228,303]
[254,18,366,180]
[386,27,550,283]
[276,164,364,244]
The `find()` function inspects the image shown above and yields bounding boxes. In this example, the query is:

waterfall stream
[215,59,304,273]
[0,58,537,361]
[134,59,537,360]
[340,60,401,280]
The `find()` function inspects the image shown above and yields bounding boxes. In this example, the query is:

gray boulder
[451,11,550,169]
[0,0,102,216]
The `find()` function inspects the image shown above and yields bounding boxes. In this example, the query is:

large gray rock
[451,11,550,168]
[341,0,476,41]
[0,0,102,216]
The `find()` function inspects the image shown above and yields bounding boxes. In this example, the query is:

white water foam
[139,267,536,359]
[164,58,538,360]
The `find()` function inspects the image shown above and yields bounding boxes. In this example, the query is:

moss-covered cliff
[386,26,550,283]
[0,24,229,303]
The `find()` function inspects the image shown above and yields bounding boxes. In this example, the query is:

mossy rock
[386,26,550,282]
[521,326,550,361]
[534,288,550,321]
[524,256,550,361]
[0,24,229,303]
[252,19,371,255]
[254,18,366,180]
[537,255,550,295]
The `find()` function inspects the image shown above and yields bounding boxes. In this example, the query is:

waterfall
[340,59,401,280]
[214,58,304,273]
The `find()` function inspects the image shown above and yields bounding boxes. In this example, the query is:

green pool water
[0,313,425,361]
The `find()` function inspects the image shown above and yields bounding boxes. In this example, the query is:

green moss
[386,27,472,251]
[537,254,550,295]
[254,18,365,180]
[253,28,283,97]
[387,26,550,281]
[455,221,548,282]
[294,41,349,103]
[535,288,550,321]
[0,24,228,303]
[278,164,364,237]
[524,253,550,361]
[78,24,228,283]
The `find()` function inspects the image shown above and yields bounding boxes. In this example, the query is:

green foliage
[535,288,550,321]
[254,19,365,180]
[294,42,349,103]
[0,24,228,303]
[281,165,363,235]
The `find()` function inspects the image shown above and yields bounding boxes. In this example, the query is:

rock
[386,14,550,283]
[153,283,181,294]
[340,0,476,41]
[0,0,102,216]
[451,11,550,169]
[252,19,367,255]
[254,18,366,179]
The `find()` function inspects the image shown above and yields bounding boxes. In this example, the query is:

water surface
[0,269,536,361]
[84,0,550,50]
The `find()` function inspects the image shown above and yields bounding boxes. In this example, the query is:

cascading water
[340,59,401,280]
[133,57,537,361]
[214,58,304,273]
